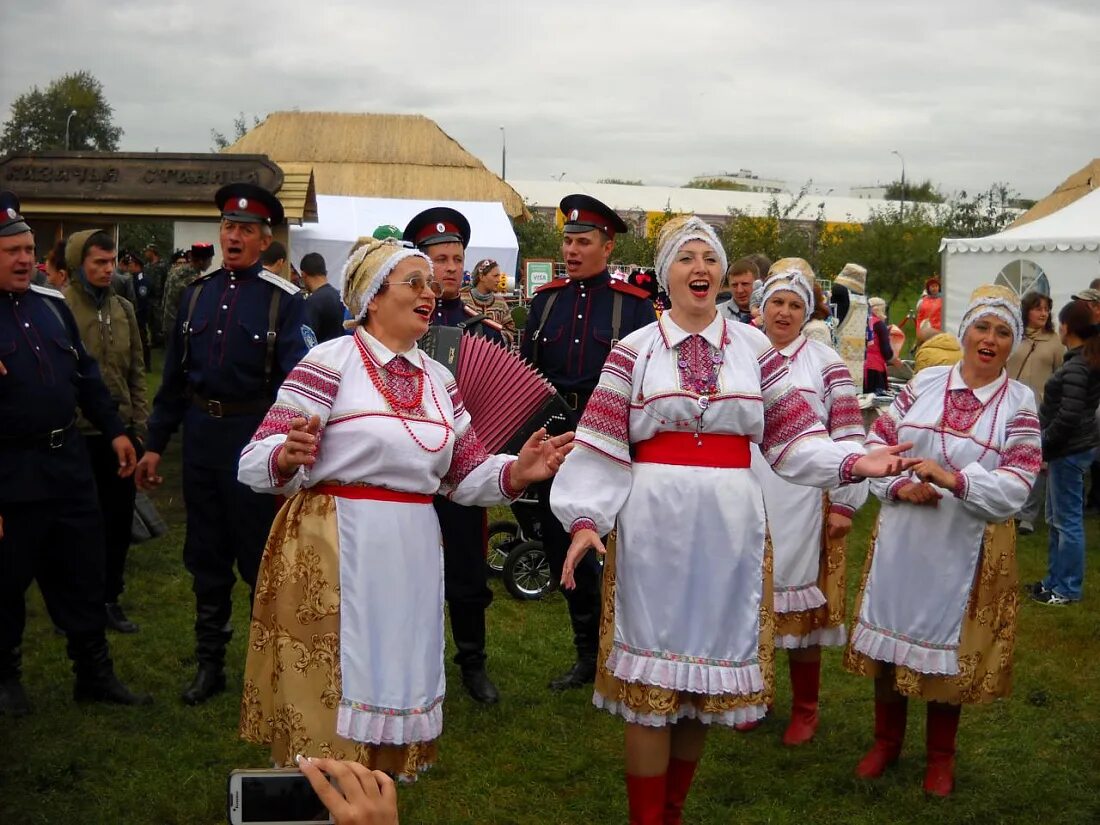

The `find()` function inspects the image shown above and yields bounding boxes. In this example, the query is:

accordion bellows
[421,329,570,454]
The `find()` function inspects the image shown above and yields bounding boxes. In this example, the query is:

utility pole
[500,126,506,180]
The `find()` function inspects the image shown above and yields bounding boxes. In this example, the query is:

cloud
[1,0,1098,197]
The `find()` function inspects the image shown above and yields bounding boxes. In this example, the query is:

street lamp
[499,126,506,180]
[65,109,77,150]
[892,149,906,220]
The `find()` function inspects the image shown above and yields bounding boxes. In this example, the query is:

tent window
[995,259,1049,297]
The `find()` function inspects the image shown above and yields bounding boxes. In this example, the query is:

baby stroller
[486,495,556,601]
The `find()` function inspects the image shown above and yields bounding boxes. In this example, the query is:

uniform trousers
[86,433,139,602]
[0,491,107,676]
[434,496,493,669]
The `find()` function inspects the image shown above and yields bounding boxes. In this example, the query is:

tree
[597,178,644,186]
[884,178,944,204]
[513,210,562,262]
[940,183,1018,238]
[211,112,262,151]
[0,71,122,153]
[119,221,174,260]
[685,178,753,192]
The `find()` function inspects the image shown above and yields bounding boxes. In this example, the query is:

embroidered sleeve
[822,360,864,443]
[550,342,638,537]
[238,356,342,494]
[955,396,1041,520]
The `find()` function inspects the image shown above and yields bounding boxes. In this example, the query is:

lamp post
[499,126,506,180]
[65,109,77,150]
[892,149,906,221]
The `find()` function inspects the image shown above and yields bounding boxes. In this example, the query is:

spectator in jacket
[64,230,149,632]
[1007,292,1063,534]
[717,256,758,324]
[1030,300,1100,605]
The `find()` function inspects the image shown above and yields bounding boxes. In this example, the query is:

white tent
[290,195,519,293]
[941,188,1100,332]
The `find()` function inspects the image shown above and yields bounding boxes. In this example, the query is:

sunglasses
[384,273,443,297]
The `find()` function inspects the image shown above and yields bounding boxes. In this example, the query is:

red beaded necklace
[355,331,452,453]
[937,376,1007,471]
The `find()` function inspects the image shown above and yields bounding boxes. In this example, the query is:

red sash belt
[312,483,433,503]
[633,432,751,469]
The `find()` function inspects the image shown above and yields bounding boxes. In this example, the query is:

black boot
[550,598,600,691]
[549,658,597,691]
[450,603,499,705]
[105,602,140,634]
[69,634,152,705]
[0,648,30,716]
[181,596,231,705]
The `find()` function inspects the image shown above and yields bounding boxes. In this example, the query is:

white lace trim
[849,619,958,675]
[773,583,827,614]
[607,643,763,695]
[593,691,767,728]
[776,624,847,650]
[336,696,443,745]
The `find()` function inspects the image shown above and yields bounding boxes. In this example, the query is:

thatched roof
[224,112,527,219]
[1010,158,1100,228]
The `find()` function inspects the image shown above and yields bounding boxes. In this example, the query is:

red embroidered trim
[251,403,304,443]
[570,517,597,536]
[869,412,899,447]
[1000,443,1042,476]
[442,427,491,489]
[761,387,821,456]
[499,460,522,499]
[578,386,630,450]
[282,361,340,409]
[829,502,856,518]
[887,476,912,500]
[269,444,295,488]
[839,452,862,484]
[676,335,722,395]
[952,471,968,500]
[828,394,864,438]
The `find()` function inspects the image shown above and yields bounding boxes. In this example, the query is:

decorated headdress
[340,238,432,325]
[958,284,1022,343]
[834,262,867,295]
[653,215,727,293]
[761,258,815,325]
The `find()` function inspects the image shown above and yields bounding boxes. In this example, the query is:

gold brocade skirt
[843,517,1019,705]
[774,493,847,645]
[238,490,437,779]
[593,531,776,725]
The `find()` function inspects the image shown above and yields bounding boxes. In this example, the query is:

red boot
[855,697,908,779]
[663,758,697,825]
[923,702,961,797]
[734,703,772,732]
[783,657,821,746]
[626,773,666,825]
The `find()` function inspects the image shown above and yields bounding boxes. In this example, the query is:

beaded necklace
[936,375,1007,471]
[355,332,452,453]
[639,322,730,442]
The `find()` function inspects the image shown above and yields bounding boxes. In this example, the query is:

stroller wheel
[486,520,520,576]
[503,540,556,601]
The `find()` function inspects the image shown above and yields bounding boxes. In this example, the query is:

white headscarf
[340,239,433,323]
[761,270,815,327]
[957,285,1023,344]
[653,215,728,294]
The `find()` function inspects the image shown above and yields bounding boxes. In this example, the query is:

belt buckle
[48,428,65,449]
[565,392,580,409]
[206,399,224,418]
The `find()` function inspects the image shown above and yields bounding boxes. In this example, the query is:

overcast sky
[2,0,1097,198]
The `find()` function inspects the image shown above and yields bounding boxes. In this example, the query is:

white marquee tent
[290,195,519,293]
[940,188,1100,332]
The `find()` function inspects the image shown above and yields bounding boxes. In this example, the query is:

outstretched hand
[851,442,920,479]
[508,428,575,489]
[561,528,605,590]
[276,415,322,475]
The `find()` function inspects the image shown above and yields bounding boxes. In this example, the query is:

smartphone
[226,768,334,825]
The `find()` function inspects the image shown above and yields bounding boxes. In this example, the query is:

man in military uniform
[143,244,168,346]
[136,184,311,705]
[121,251,153,370]
[520,195,656,690]
[161,243,215,342]
[404,207,505,705]
[0,192,149,714]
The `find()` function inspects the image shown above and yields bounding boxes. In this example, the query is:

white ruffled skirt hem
[850,620,958,675]
[776,624,847,650]
[773,583,827,614]
[607,644,763,696]
[593,691,767,728]
[336,696,444,745]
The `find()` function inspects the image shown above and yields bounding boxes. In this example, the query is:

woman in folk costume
[550,215,916,825]
[844,284,1041,796]
[750,260,867,746]
[461,257,518,347]
[237,238,573,779]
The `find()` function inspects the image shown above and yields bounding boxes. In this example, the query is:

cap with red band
[560,193,628,238]
[214,183,285,227]
[402,206,471,249]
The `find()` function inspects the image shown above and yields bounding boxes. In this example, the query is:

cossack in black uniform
[520,194,656,690]
[140,183,311,705]
[0,191,151,714]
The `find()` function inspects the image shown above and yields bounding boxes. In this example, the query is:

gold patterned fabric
[593,530,776,722]
[239,490,437,779]
[843,518,1018,704]
[775,493,847,643]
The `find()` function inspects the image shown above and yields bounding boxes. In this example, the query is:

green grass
[3,355,1099,824]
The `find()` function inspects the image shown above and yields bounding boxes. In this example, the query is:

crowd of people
[0,182,1096,824]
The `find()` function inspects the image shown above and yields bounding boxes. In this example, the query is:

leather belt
[0,423,74,450]
[191,395,272,418]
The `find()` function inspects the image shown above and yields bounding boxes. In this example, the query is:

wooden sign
[0,152,284,203]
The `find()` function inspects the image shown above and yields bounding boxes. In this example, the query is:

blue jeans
[1043,450,1091,600]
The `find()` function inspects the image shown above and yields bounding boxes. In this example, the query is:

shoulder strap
[181,281,206,368]
[530,290,560,364]
[611,291,623,346]
[265,288,281,391]
[40,294,69,336]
